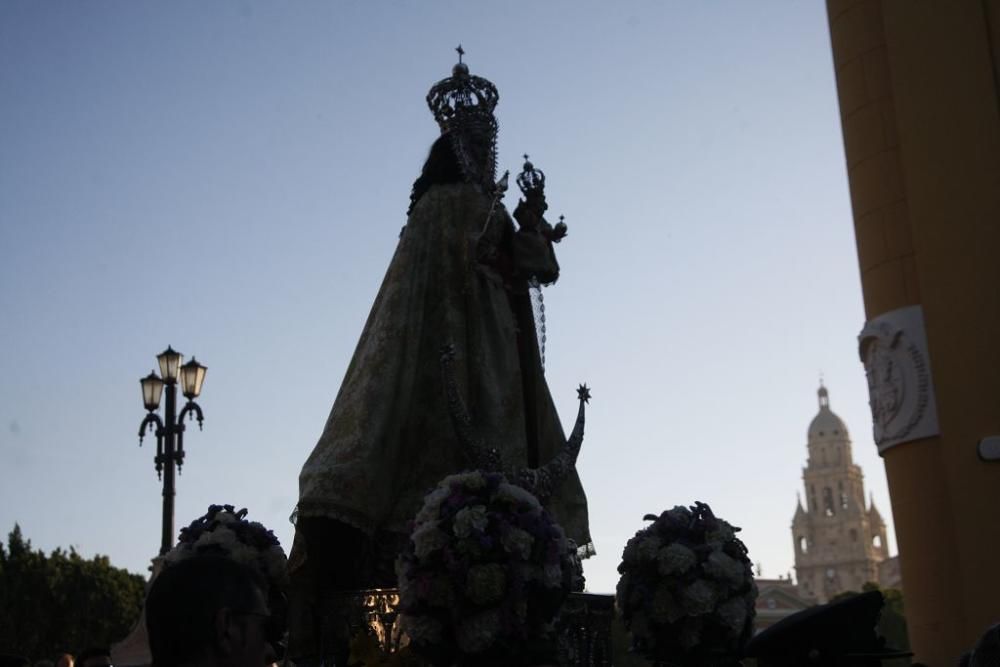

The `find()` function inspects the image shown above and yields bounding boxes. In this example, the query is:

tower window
[873,535,883,549]
[823,487,835,516]
[850,529,858,542]
[798,536,808,554]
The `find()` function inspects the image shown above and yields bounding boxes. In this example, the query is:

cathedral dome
[808,384,848,440]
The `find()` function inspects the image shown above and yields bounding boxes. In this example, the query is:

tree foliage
[0,524,146,660]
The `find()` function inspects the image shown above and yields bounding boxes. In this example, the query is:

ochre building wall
[826,1,1000,664]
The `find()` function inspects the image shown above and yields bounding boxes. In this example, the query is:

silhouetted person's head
[966,623,1000,667]
[74,648,109,667]
[54,654,73,667]
[146,556,276,667]
[745,591,911,667]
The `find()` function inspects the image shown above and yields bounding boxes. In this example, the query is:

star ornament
[577,383,591,404]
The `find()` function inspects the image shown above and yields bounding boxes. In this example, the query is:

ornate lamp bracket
[139,413,164,446]
[179,400,205,431]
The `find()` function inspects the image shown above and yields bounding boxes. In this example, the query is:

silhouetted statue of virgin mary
[287,49,592,661]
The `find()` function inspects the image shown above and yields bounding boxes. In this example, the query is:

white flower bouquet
[396,471,575,666]
[165,504,289,593]
[164,502,290,657]
[616,502,757,667]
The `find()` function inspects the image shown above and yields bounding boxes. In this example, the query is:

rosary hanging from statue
[477,154,568,370]
[511,155,567,369]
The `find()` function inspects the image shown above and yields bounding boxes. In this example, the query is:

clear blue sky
[0,1,891,593]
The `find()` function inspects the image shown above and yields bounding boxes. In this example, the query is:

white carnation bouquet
[396,471,575,666]
[616,502,757,667]
[164,503,290,658]
[165,504,289,592]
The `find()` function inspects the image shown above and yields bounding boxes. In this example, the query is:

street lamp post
[138,346,207,555]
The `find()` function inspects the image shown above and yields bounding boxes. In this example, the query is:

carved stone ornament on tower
[858,304,939,454]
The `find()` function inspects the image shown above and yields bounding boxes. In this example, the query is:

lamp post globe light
[138,346,207,555]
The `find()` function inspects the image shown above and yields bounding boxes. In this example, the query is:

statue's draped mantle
[296,182,591,551]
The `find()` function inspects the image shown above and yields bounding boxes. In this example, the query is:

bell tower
[791,384,888,603]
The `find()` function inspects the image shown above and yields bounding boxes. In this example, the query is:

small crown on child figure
[517,154,546,198]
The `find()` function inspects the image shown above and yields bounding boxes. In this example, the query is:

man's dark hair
[74,648,109,667]
[145,556,265,667]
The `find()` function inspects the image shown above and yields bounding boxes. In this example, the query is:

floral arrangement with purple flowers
[164,504,289,595]
[395,471,575,666]
[616,502,757,667]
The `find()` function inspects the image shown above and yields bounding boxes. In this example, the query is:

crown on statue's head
[426,45,499,136]
[517,154,546,198]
